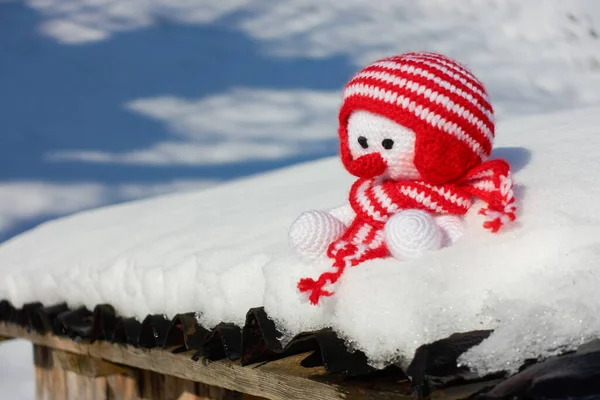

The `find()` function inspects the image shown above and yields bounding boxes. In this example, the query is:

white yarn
[328,203,355,226]
[289,210,347,260]
[434,214,465,247]
[347,110,421,181]
[384,209,442,260]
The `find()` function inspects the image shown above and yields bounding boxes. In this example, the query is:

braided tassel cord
[297,244,357,305]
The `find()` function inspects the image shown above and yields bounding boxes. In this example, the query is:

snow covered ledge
[2,106,600,390]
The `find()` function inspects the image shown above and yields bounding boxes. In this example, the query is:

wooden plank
[1,322,350,400]
[65,370,107,400]
[140,369,264,400]
[26,336,270,400]
[34,345,67,400]
[35,345,112,400]
[163,375,199,400]
[12,323,499,399]
[139,369,165,400]
[34,345,137,400]
[54,350,132,377]
[195,380,249,400]
[2,322,491,400]
[106,374,139,400]
[240,395,269,400]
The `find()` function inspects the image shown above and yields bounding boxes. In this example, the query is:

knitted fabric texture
[384,210,443,259]
[339,52,495,184]
[297,52,516,305]
[298,160,516,305]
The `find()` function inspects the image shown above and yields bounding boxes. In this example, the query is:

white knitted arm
[434,214,465,247]
[384,209,443,260]
[328,203,355,226]
[289,210,347,260]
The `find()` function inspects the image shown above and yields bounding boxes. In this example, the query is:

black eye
[382,139,394,150]
[358,136,368,149]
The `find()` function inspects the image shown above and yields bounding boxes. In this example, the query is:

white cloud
[39,19,108,43]
[46,88,340,166]
[23,0,600,118]
[236,0,600,117]
[47,141,299,165]
[0,182,107,233]
[0,180,216,235]
[126,90,340,142]
[25,0,250,44]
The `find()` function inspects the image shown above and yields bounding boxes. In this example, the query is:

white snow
[2,106,600,375]
[2,1,600,393]
[0,156,351,323]
[0,340,35,400]
[0,180,215,236]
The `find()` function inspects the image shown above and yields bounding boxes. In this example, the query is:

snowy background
[1,0,600,398]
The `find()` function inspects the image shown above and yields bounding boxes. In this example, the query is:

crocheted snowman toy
[289,52,516,305]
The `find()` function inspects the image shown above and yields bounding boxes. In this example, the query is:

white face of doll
[346,110,421,180]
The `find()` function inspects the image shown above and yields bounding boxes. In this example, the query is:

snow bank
[0,340,34,400]
[0,157,353,324]
[2,106,600,375]
[0,180,215,235]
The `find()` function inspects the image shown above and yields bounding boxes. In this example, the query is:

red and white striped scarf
[297,159,516,305]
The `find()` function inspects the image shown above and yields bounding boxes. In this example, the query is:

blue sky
[0,1,354,242]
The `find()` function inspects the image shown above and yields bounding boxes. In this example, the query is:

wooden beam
[0,323,357,400]
[32,344,261,400]
[53,350,132,378]
[1,322,493,400]
[140,371,246,400]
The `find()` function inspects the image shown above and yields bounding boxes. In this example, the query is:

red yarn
[297,159,516,305]
[297,52,517,305]
[345,152,387,179]
[338,52,495,184]
[297,244,358,305]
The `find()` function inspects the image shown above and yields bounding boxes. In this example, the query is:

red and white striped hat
[338,52,495,184]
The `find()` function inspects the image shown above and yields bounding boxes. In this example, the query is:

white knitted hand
[289,209,348,260]
[328,203,355,226]
[434,214,465,247]
[384,209,443,260]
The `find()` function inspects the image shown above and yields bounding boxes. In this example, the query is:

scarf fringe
[297,244,357,305]
[478,173,516,233]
